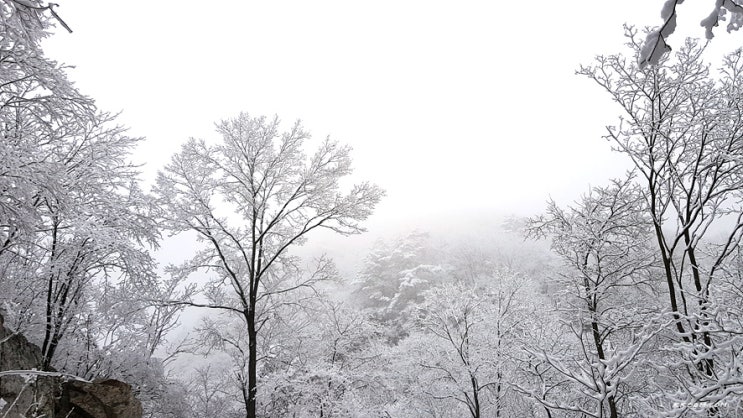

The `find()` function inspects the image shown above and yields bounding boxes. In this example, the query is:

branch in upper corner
[48,4,72,33]
[640,0,743,67]
[11,0,73,33]
[639,0,678,68]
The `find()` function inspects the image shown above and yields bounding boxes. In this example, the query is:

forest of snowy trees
[5,1,743,418]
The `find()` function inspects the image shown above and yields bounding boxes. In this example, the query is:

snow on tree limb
[0,369,91,383]
[640,0,681,68]
[641,0,743,67]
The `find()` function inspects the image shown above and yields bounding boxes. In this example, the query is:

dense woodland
[4,2,743,418]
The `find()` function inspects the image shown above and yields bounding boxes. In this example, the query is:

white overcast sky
[40,1,743,235]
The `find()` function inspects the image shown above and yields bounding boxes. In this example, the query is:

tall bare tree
[154,113,383,418]
[526,177,659,418]
[580,30,743,414]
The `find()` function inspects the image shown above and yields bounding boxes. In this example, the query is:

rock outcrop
[0,313,142,417]
[0,313,56,417]
[57,379,143,418]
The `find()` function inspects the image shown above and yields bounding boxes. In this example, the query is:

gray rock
[57,379,143,418]
[0,318,141,418]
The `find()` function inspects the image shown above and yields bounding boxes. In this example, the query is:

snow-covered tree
[0,0,88,253]
[154,113,383,418]
[0,4,188,415]
[581,31,743,415]
[526,177,662,417]
[412,278,525,418]
[1,0,171,366]
[185,363,244,418]
[351,231,447,334]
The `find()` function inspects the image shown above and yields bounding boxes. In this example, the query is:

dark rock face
[0,314,142,418]
[0,316,56,417]
[57,379,143,418]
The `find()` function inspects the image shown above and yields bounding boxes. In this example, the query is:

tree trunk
[683,230,716,378]
[247,306,257,418]
[590,316,618,418]
[469,374,480,418]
